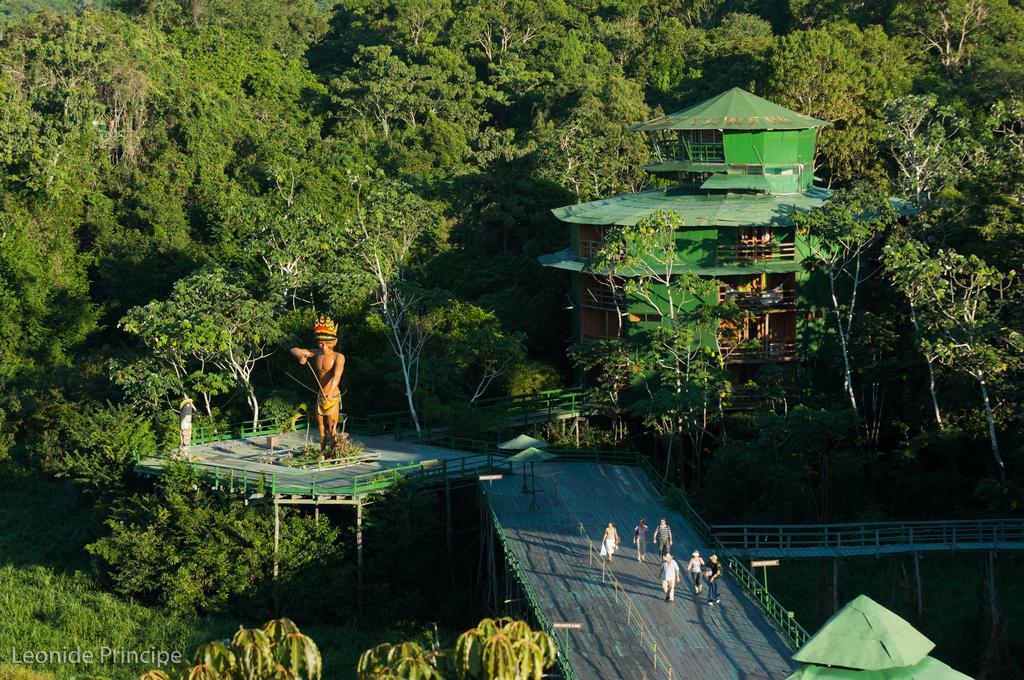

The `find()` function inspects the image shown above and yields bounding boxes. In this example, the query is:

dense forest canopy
[0,0,1023,649]
[0,0,1022,677]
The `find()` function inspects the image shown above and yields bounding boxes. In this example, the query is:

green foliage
[767,22,912,181]
[357,617,556,680]
[142,618,322,680]
[87,463,343,616]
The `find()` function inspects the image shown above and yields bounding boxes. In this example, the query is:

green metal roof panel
[552,187,832,227]
[792,595,935,671]
[537,248,585,272]
[700,174,772,191]
[630,88,830,132]
[786,656,971,680]
[537,250,802,276]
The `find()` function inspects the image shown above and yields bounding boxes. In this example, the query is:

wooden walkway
[486,463,796,680]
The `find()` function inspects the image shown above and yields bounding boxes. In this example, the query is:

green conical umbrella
[506,447,557,504]
[497,434,549,451]
[506,447,557,463]
[793,595,934,671]
[785,655,970,679]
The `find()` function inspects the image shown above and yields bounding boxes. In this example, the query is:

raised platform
[136,428,498,501]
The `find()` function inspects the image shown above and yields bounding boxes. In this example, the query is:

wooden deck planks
[487,463,796,680]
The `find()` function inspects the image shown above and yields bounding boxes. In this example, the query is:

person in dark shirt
[706,554,723,606]
[634,519,650,563]
[655,518,672,558]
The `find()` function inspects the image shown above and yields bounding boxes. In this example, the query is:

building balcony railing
[717,242,796,264]
[719,340,797,363]
[581,287,624,311]
[719,286,797,310]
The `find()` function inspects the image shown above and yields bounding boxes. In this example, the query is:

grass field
[0,464,434,680]
[765,551,1024,677]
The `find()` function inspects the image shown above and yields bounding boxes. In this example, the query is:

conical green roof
[793,595,935,671]
[785,655,971,679]
[630,87,829,132]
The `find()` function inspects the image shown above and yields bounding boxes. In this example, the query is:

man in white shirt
[660,553,681,602]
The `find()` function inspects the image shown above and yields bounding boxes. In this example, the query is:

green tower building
[540,87,832,383]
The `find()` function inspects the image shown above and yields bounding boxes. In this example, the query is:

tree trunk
[401,359,422,434]
[830,277,858,411]
[909,303,943,429]
[247,387,260,429]
[978,378,1006,483]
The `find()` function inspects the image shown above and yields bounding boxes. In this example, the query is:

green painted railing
[488,506,577,680]
[192,416,307,446]
[635,456,808,650]
[137,452,512,498]
[473,387,586,429]
[713,519,1024,552]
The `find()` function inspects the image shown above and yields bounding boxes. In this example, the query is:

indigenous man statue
[290,316,346,453]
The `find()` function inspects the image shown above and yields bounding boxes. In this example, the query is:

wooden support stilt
[913,551,922,619]
[273,496,280,579]
[832,558,839,614]
[987,551,998,627]
[314,504,319,524]
[476,487,486,611]
[357,498,364,618]
[445,478,454,580]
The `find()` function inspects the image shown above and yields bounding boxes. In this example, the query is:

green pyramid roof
[630,87,829,132]
[793,595,935,671]
[786,655,971,680]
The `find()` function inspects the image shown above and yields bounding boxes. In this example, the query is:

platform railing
[713,519,1024,552]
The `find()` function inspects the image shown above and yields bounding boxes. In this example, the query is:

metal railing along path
[487,506,577,680]
[713,519,1024,554]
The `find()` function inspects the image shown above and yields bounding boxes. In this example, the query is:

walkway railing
[713,519,1024,553]
[193,416,307,446]
[488,507,577,680]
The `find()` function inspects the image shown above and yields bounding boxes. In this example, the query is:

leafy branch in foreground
[140,618,320,680]
[358,617,557,680]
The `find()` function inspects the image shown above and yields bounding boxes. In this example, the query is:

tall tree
[887,245,1021,481]
[796,185,900,411]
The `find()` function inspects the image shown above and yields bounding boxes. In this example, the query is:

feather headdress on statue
[313,315,338,341]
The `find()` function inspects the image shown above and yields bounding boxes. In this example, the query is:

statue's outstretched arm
[290,347,314,364]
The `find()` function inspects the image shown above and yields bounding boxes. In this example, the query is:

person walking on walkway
[655,518,672,558]
[687,551,705,594]
[601,521,620,562]
[634,519,649,563]
[660,553,681,602]
[706,553,723,606]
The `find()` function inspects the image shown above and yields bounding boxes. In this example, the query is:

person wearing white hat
[660,552,681,602]
[687,550,705,594]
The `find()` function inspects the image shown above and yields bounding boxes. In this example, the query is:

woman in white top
[687,551,705,594]
[601,521,620,562]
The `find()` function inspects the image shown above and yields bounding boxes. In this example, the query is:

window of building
[680,130,724,162]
